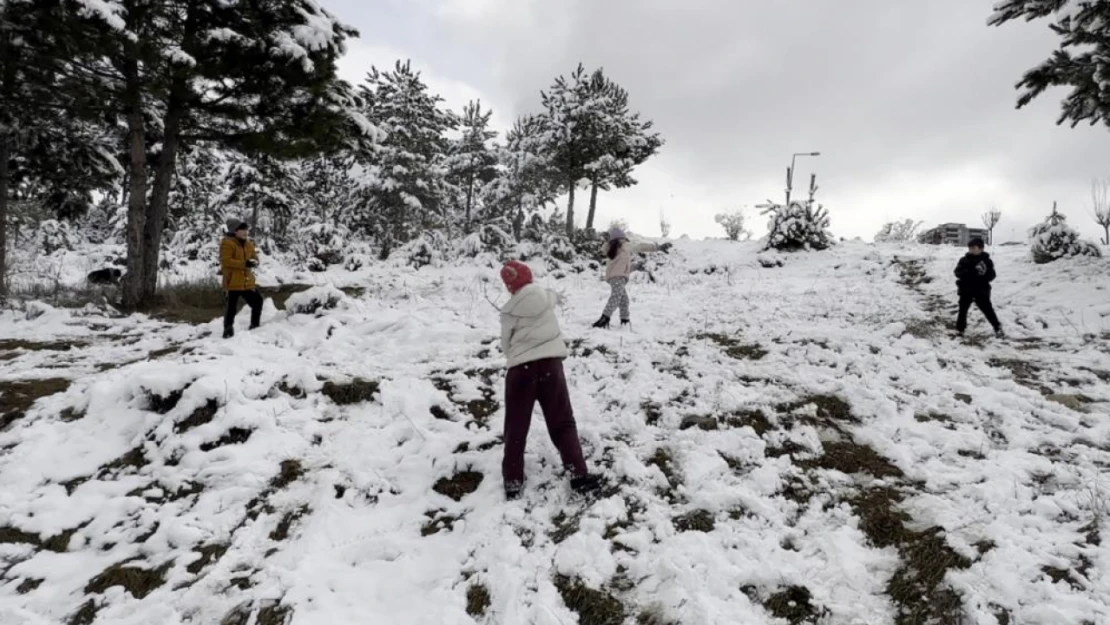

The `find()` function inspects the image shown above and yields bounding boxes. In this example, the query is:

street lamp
[786,151,821,207]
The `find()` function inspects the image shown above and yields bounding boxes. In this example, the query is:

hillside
[1,241,1109,625]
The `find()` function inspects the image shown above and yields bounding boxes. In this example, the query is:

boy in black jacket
[954,237,1004,338]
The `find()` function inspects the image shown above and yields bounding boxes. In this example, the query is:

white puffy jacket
[500,283,568,368]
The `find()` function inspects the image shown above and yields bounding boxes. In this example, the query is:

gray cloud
[325,0,1110,239]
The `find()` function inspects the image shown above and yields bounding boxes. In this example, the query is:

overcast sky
[321,0,1110,242]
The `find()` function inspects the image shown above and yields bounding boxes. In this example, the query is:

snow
[1,241,1109,624]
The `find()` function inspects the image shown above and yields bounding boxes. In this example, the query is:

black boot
[570,473,603,494]
[620,319,630,327]
[223,328,234,339]
[505,480,523,501]
[592,315,610,329]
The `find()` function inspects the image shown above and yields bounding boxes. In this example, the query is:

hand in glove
[247,259,259,269]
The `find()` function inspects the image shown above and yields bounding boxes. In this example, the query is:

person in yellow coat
[220,218,262,338]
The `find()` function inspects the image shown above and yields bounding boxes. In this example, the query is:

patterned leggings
[602,277,630,320]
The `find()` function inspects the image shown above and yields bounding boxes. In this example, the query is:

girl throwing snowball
[498,260,603,500]
[593,227,671,328]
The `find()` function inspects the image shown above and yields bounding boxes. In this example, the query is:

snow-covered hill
[1,241,1108,625]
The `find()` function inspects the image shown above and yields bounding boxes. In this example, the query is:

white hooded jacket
[500,283,568,368]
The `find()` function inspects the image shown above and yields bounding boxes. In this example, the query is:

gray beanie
[608,227,626,242]
[225,218,248,234]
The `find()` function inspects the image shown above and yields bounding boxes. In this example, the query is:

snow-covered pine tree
[540,64,611,238]
[759,176,833,251]
[580,69,662,231]
[357,60,457,258]
[42,0,369,309]
[990,1,1110,129]
[1029,202,1101,263]
[444,100,498,233]
[481,114,559,240]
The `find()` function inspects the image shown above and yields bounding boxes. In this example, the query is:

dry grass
[199,427,253,452]
[174,399,219,433]
[696,333,768,360]
[269,505,310,542]
[466,582,492,617]
[672,509,715,533]
[553,575,626,625]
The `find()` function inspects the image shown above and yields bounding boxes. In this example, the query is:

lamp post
[785,151,821,207]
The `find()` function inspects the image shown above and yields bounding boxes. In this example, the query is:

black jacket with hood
[954,252,996,295]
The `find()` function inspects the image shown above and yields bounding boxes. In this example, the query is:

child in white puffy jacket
[498,260,602,500]
[592,227,671,328]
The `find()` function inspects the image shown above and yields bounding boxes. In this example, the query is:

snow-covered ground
[1,241,1108,625]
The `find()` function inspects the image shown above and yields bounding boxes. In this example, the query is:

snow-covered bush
[37,220,76,254]
[286,285,347,315]
[403,230,451,269]
[457,224,515,259]
[759,201,833,251]
[714,210,752,241]
[290,221,349,273]
[874,219,923,243]
[1029,207,1102,264]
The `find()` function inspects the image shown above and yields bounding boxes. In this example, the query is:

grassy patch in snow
[186,543,230,575]
[742,584,829,625]
[269,505,311,542]
[0,377,71,428]
[221,600,293,625]
[672,509,715,533]
[553,575,627,625]
[696,332,768,360]
[0,338,90,352]
[421,510,461,536]
[466,582,491,617]
[321,377,380,405]
[199,426,253,451]
[646,447,682,501]
[431,368,500,427]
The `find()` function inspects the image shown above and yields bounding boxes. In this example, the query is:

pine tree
[357,60,457,257]
[38,0,368,309]
[581,69,662,231]
[990,1,1110,128]
[759,175,833,251]
[444,100,498,232]
[540,64,606,238]
[481,115,559,239]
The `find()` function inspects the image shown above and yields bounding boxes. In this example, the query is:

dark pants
[224,289,262,336]
[957,290,1000,332]
[503,358,588,485]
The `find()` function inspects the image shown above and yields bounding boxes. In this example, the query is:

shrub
[286,285,346,315]
[714,210,752,241]
[1029,206,1101,264]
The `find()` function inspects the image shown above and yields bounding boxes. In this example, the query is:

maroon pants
[502,358,587,484]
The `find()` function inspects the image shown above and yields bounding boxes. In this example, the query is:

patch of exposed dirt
[186,543,229,575]
[799,440,904,479]
[270,459,304,489]
[85,559,172,599]
[199,427,253,451]
[174,399,220,433]
[0,377,71,429]
[269,506,310,542]
[433,469,483,501]
[147,387,185,414]
[321,378,380,405]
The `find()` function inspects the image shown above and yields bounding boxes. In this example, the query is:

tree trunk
[140,91,185,305]
[586,178,599,231]
[464,174,474,232]
[0,133,9,300]
[1103,225,1108,246]
[120,54,149,311]
[565,180,576,239]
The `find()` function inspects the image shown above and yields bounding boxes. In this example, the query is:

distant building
[917,223,989,246]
